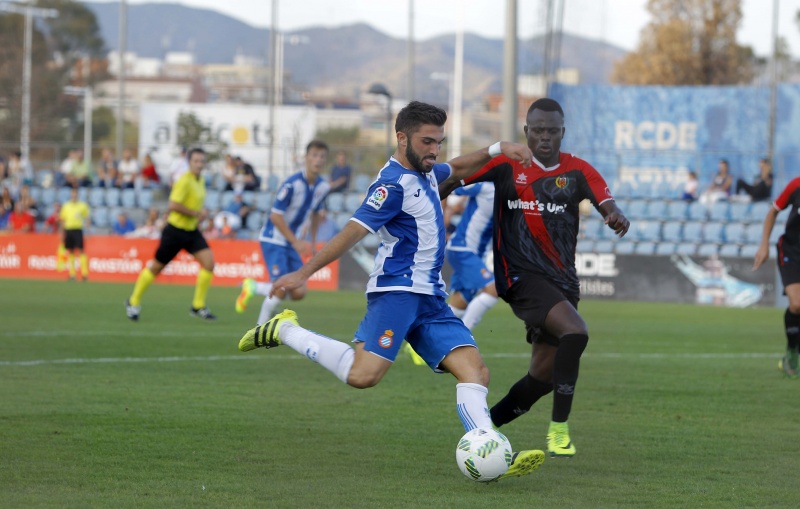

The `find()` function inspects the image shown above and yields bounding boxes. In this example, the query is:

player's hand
[605,213,630,238]
[292,239,312,256]
[269,271,306,298]
[753,244,769,271]
[197,208,209,221]
[500,142,533,167]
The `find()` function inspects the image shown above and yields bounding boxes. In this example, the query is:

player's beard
[405,143,434,173]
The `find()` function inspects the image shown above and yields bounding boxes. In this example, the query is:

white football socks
[462,293,498,330]
[456,382,493,432]
[258,295,283,324]
[280,322,355,384]
[255,281,272,296]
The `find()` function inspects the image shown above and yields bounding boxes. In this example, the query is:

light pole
[0,1,58,164]
[117,0,127,158]
[368,83,393,160]
[63,86,93,171]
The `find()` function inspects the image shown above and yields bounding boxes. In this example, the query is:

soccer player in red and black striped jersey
[440,98,630,457]
[754,176,800,378]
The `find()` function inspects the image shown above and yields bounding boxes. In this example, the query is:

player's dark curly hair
[395,101,447,137]
[306,139,329,154]
[527,98,564,117]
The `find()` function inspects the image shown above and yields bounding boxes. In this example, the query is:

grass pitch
[0,278,796,508]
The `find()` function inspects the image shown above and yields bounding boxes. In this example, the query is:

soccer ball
[456,428,513,482]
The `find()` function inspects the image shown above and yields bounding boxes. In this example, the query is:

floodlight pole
[502,0,517,141]
[0,1,59,164]
[767,0,779,165]
[64,86,93,171]
[117,0,126,157]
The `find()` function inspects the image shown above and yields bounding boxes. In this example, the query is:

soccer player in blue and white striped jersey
[237,101,546,480]
[445,181,498,330]
[235,140,331,323]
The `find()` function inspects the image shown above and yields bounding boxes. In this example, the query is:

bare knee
[346,371,382,389]
[789,304,800,315]
[289,287,307,301]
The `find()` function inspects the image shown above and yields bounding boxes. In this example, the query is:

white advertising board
[138,102,317,181]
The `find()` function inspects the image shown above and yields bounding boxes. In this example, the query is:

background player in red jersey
[753,177,800,378]
[440,97,629,458]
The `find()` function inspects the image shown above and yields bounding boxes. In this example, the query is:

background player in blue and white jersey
[235,140,331,324]
[236,101,545,480]
[446,181,498,330]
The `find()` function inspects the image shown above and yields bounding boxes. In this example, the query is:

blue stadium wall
[549,83,800,189]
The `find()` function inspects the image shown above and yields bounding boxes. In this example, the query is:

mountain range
[85,1,628,104]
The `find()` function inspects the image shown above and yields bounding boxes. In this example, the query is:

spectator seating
[21,174,782,263]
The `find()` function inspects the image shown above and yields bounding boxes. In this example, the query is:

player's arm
[598,200,630,238]
[753,206,779,270]
[269,221,370,297]
[447,141,532,182]
[269,211,309,254]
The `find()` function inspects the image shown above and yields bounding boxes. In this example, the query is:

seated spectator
[735,158,773,202]
[5,201,35,233]
[17,184,39,219]
[66,149,92,188]
[224,191,250,225]
[116,149,140,189]
[226,156,258,192]
[681,171,699,202]
[96,148,118,188]
[0,155,6,181]
[1,185,15,216]
[113,211,137,236]
[7,150,32,187]
[329,150,352,194]
[127,207,164,238]
[699,159,732,206]
[213,210,241,238]
[44,202,61,233]
[140,153,160,188]
[220,154,237,191]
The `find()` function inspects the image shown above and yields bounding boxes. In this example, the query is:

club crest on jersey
[378,329,394,348]
[515,172,528,185]
[367,186,389,210]
[271,264,281,276]
[276,185,289,201]
[555,176,569,189]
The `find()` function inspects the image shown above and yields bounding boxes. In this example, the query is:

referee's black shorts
[778,238,800,289]
[64,229,84,250]
[502,274,579,347]
[154,224,210,265]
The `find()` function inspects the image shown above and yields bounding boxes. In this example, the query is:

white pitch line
[0,352,781,367]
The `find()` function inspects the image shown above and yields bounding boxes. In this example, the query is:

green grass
[0,279,797,508]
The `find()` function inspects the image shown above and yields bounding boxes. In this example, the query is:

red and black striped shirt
[462,152,613,297]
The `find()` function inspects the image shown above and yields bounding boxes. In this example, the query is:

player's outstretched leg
[497,450,546,480]
[239,309,298,351]
[235,278,257,313]
[546,421,576,457]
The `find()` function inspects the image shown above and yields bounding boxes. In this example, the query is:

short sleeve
[432,163,452,185]
[351,182,404,233]
[169,176,188,203]
[272,182,294,214]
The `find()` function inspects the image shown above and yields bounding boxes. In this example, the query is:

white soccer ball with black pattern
[455,428,512,482]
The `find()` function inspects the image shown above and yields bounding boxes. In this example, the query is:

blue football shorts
[354,291,478,372]
[260,242,303,281]
[446,249,494,303]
